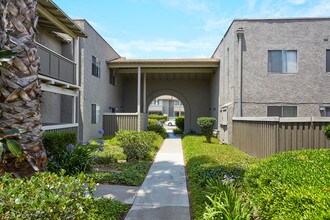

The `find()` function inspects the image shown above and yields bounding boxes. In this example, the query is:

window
[326,50,330,72]
[267,106,297,117]
[268,50,297,73]
[174,100,180,106]
[92,56,100,78]
[326,108,330,117]
[109,69,116,85]
[109,107,116,113]
[321,106,330,117]
[91,104,100,124]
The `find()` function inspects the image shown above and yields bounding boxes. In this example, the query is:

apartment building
[37,0,86,135]
[148,95,185,118]
[213,18,330,143]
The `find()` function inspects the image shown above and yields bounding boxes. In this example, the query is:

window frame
[268,50,298,74]
[91,104,100,124]
[92,56,101,78]
[267,105,298,117]
[326,50,330,73]
[109,69,116,86]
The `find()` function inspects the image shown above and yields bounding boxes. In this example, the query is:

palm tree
[0,0,47,176]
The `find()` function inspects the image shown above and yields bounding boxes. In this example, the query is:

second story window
[326,50,330,72]
[92,56,100,78]
[91,104,100,124]
[268,50,297,73]
[109,69,116,86]
[267,105,297,117]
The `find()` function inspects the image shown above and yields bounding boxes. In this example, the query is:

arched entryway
[147,90,190,134]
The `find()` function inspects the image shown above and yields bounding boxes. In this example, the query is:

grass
[88,134,164,186]
[182,135,256,220]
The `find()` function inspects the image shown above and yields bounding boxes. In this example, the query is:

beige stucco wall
[213,18,330,144]
[75,20,122,141]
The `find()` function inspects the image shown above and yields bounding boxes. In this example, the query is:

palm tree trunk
[0,0,47,175]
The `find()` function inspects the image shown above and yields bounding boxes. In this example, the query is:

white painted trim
[220,102,234,108]
[73,97,77,123]
[42,123,78,130]
[103,113,138,116]
[233,117,330,123]
[143,72,147,113]
[74,38,80,86]
[41,83,78,97]
[39,75,80,90]
[233,117,280,121]
[137,66,141,131]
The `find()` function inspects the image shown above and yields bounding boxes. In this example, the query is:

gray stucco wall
[213,18,330,143]
[75,20,122,141]
[37,29,63,55]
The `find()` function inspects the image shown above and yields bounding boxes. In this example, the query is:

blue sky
[55,0,330,59]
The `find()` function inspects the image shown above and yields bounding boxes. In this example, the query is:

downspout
[237,28,244,117]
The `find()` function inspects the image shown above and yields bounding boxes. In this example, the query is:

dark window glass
[326,50,330,72]
[91,104,96,124]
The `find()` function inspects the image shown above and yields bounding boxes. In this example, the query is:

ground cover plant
[0,171,129,219]
[244,149,330,219]
[182,135,255,219]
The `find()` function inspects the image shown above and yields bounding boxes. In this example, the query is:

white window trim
[42,123,78,131]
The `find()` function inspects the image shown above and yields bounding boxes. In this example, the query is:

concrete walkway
[125,138,190,220]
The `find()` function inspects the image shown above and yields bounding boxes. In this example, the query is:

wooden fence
[232,117,330,158]
[103,113,148,136]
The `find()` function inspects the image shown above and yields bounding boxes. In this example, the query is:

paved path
[94,184,139,204]
[125,138,190,220]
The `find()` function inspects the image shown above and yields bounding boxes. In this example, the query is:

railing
[42,123,78,133]
[232,117,330,158]
[37,43,76,84]
[104,113,149,136]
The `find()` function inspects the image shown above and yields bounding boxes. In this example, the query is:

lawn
[182,135,256,220]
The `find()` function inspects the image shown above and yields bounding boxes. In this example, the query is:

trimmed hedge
[43,131,76,156]
[175,116,184,132]
[244,149,330,219]
[148,114,167,123]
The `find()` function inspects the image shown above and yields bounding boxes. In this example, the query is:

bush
[43,131,77,156]
[197,117,216,143]
[323,124,330,139]
[148,118,158,126]
[244,149,330,219]
[93,136,126,165]
[92,198,129,220]
[175,116,184,132]
[116,130,159,162]
[48,143,96,175]
[148,114,167,123]
[0,172,97,218]
[204,176,251,220]
[173,127,183,135]
[147,124,167,139]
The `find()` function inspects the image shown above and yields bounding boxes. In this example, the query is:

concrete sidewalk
[125,138,190,220]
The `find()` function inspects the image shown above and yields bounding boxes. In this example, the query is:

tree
[197,117,216,143]
[0,0,47,176]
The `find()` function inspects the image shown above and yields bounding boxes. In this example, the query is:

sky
[54,0,330,59]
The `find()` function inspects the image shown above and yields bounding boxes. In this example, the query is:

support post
[137,66,141,131]
[143,73,147,113]
[237,28,244,117]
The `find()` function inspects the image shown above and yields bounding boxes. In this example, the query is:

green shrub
[323,124,330,139]
[197,117,216,143]
[48,143,96,175]
[175,116,184,132]
[147,124,167,139]
[204,176,251,220]
[43,131,77,156]
[148,114,167,123]
[92,198,129,220]
[0,172,97,218]
[173,127,183,135]
[116,130,159,161]
[93,137,126,165]
[244,149,330,219]
[148,118,158,126]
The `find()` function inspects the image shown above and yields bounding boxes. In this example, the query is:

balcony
[37,43,76,85]
[148,105,163,112]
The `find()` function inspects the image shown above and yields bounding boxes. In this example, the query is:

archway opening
[147,95,185,136]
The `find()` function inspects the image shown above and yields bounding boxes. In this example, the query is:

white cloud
[288,0,307,4]
[247,0,257,10]
[161,0,210,12]
[304,0,330,16]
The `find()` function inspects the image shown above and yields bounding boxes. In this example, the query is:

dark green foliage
[0,172,96,218]
[93,136,126,165]
[182,135,255,220]
[175,116,184,132]
[197,117,216,143]
[43,131,77,156]
[116,130,161,161]
[148,118,158,126]
[87,161,152,186]
[0,129,26,161]
[148,114,167,123]
[147,124,167,139]
[323,124,330,138]
[0,172,129,219]
[47,144,95,175]
[204,177,251,220]
[244,149,330,219]
[173,127,183,135]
